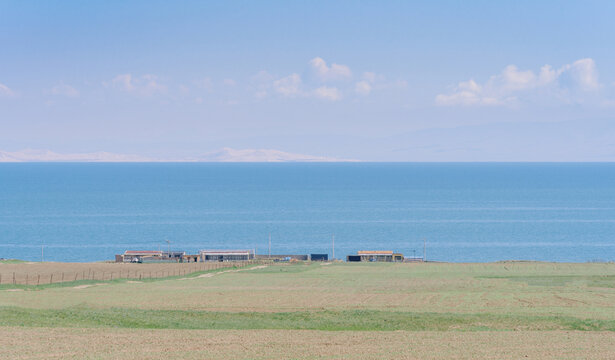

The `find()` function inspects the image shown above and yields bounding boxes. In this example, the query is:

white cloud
[251,59,404,101]
[567,58,599,91]
[435,58,601,106]
[50,83,79,98]
[538,65,558,85]
[105,74,166,96]
[313,86,342,101]
[355,81,372,96]
[435,80,508,106]
[109,74,134,91]
[0,83,15,97]
[499,65,536,91]
[310,57,352,81]
[273,73,302,97]
[254,71,343,101]
[354,72,406,96]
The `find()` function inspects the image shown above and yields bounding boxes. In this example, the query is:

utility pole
[332,234,335,260]
[268,233,271,259]
[423,238,426,262]
[165,239,171,256]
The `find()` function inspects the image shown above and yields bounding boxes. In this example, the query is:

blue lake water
[1,162,614,262]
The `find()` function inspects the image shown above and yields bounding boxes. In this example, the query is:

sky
[1,0,615,161]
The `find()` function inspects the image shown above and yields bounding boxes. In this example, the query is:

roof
[124,250,163,256]
[199,250,254,255]
[358,250,393,255]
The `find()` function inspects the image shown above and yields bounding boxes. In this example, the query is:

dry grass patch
[1,327,614,359]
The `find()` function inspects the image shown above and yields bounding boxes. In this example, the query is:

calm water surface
[1,163,614,262]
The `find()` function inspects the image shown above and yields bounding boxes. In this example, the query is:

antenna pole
[332,234,335,260]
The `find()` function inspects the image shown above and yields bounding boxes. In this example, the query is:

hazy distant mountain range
[194,148,356,162]
[0,148,357,163]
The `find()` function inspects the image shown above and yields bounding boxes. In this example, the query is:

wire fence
[0,260,267,286]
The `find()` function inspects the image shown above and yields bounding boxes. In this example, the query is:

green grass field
[1,261,615,359]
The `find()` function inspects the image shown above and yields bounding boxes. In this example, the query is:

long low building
[116,250,192,263]
[347,250,404,262]
[200,249,255,262]
[119,250,163,263]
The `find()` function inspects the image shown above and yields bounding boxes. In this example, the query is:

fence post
[13,272,15,285]
[37,274,40,285]
[50,273,53,284]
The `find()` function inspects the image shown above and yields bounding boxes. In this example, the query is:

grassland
[1,261,615,359]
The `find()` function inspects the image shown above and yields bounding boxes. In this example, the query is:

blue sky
[1,0,615,160]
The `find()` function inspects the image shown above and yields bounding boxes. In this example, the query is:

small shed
[392,253,404,262]
[310,254,329,261]
[183,254,201,262]
[346,255,361,262]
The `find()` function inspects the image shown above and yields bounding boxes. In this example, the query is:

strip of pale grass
[0,260,27,264]
[478,274,615,287]
[1,307,613,332]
